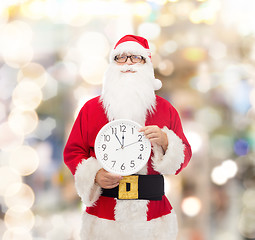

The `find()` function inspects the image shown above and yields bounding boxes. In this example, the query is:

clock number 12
[120,125,126,132]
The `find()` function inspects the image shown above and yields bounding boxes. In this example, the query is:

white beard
[101,63,156,126]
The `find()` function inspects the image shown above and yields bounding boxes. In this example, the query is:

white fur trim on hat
[152,127,185,175]
[74,157,102,207]
[110,41,151,63]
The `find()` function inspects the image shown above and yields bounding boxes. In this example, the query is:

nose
[126,57,134,65]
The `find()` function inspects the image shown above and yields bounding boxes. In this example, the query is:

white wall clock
[95,119,151,176]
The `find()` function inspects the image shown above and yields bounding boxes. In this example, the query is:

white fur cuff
[152,127,185,175]
[74,157,102,207]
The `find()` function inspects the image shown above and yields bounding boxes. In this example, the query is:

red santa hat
[110,35,162,90]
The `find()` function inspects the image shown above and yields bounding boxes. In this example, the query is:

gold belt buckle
[118,175,139,200]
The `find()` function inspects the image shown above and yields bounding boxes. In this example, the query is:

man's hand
[139,125,168,153]
[95,168,123,189]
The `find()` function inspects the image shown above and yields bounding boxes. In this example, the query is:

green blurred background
[0,0,255,239]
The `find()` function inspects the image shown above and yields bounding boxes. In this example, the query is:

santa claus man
[64,35,192,240]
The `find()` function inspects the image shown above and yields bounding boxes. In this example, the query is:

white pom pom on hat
[110,34,162,91]
[153,78,162,91]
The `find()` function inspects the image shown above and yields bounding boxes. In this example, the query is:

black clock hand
[122,131,124,147]
[116,133,126,151]
[115,133,123,147]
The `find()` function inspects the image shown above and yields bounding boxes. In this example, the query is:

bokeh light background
[0,0,255,239]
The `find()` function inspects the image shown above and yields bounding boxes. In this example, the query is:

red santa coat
[64,95,192,224]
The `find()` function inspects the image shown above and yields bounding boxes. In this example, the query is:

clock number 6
[121,163,125,170]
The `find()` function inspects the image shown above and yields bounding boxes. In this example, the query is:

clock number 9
[102,144,106,151]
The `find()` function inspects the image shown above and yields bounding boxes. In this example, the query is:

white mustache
[119,65,139,72]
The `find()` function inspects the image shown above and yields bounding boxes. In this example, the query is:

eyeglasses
[114,55,145,63]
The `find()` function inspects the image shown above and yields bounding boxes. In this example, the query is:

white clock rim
[94,119,151,176]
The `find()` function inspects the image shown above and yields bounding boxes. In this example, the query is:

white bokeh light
[8,109,38,135]
[77,32,109,58]
[0,167,22,196]
[211,166,228,185]
[0,122,24,151]
[4,206,35,230]
[12,81,43,111]
[4,183,35,210]
[211,159,238,185]
[182,196,201,217]
[185,131,202,153]
[138,22,161,40]
[17,62,47,88]
[9,145,39,176]
[222,159,238,179]
[3,228,32,240]
[0,20,33,68]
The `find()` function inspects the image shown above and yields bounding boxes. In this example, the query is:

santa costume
[64,35,192,240]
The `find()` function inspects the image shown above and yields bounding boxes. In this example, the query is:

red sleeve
[170,106,192,174]
[63,105,90,175]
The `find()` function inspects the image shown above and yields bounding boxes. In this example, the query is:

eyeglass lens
[115,55,143,63]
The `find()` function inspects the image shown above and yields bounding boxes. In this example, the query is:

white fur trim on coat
[80,210,178,240]
[152,127,185,175]
[74,157,102,207]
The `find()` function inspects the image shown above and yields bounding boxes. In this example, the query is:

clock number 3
[140,144,144,151]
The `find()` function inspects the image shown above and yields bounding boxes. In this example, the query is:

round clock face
[95,119,151,176]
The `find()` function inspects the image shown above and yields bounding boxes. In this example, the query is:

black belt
[101,175,164,200]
